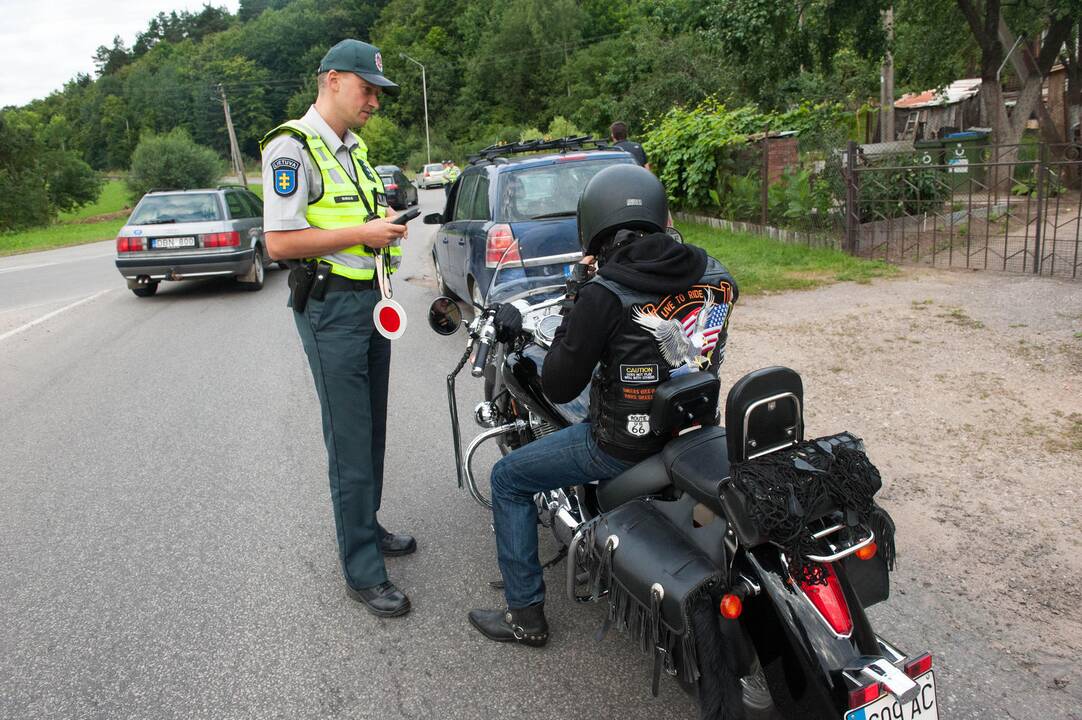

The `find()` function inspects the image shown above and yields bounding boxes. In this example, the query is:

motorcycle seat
[662,425,731,517]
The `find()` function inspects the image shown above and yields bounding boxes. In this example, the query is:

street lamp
[399,52,431,165]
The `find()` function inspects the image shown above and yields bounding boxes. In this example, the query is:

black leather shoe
[468,603,548,647]
[347,581,411,618]
[380,531,417,557]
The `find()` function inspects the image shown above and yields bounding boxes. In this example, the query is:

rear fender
[738,547,879,715]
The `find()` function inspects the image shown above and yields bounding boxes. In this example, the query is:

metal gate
[844,140,1082,279]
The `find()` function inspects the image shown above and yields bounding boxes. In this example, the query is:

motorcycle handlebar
[471,339,491,377]
[470,319,495,377]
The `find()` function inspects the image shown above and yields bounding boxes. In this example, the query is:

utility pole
[400,53,431,165]
[880,6,895,142]
[218,84,246,185]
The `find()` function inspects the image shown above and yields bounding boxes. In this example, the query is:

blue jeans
[490,422,633,608]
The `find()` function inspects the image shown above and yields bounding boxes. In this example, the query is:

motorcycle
[426,245,938,720]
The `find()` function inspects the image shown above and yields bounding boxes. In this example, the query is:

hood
[597,231,708,294]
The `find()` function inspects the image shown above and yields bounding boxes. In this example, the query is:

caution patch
[620,364,659,384]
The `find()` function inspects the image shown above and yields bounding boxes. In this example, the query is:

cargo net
[730,433,896,585]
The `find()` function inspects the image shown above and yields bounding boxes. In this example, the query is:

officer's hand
[358,217,406,249]
[492,303,523,343]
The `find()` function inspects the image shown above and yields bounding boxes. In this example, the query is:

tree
[45,151,103,213]
[127,128,224,198]
[93,36,132,77]
[953,0,1078,146]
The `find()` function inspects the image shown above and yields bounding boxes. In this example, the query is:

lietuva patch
[270,157,300,196]
[620,364,659,384]
[334,194,359,203]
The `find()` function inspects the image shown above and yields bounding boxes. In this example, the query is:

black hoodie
[542,233,711,403]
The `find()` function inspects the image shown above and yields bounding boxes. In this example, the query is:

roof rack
[468,136,616,165]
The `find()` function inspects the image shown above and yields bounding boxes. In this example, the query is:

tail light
[385,183,398,191]
[904,653,932,678]
[848,681,882,708]
[485,224,520,267]
[116,236,145,252]
[719,594,743,619]
[201,231,240,248]
[799,563,853,636]
[555,153,588,162]
[855,542,878,561]
[424,171,430,177]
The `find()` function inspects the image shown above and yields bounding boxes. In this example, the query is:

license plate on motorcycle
[152,236,197,249]
[845,671,937,720]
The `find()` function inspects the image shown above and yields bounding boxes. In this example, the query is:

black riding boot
[468,603,549,647]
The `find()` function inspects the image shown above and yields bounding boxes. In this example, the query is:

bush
[127,129,224,198]
[546,116,583,139]
[45,151,103,214]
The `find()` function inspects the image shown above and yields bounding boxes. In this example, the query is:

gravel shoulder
[726,267,1082,713]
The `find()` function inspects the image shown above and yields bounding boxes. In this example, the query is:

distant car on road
[426,139,636,306]
[114,186,271,297]
[418,162,449,188]
[374,165,419,210]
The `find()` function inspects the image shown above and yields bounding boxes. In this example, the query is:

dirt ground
[724,266,1082,711]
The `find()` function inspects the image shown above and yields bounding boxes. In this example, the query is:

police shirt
[261,105,363,232]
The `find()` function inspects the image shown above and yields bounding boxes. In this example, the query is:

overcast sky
[1,0,241,108]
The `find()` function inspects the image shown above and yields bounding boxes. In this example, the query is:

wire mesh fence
[843,140,1082,279]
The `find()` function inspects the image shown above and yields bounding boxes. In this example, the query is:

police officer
[260,39,414,618]
[609,121,651,171]
[467,165,737,645]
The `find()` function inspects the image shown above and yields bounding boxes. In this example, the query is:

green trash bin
[942,131,990,189]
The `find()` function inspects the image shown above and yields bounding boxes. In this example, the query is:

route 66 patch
[626,414,650,437]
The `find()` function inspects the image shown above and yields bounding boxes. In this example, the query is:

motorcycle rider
[468,164,738,646]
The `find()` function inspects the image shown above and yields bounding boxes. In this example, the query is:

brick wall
[1045,66,1068,142]
[766,137,798,184]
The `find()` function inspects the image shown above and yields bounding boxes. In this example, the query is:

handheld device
[390,208,421,225]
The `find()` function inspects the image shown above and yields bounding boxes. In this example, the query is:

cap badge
[374,51,383,72]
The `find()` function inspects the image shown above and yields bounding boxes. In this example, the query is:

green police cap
[319,39,400,97]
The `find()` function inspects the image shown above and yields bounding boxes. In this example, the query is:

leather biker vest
[587,257,736,459]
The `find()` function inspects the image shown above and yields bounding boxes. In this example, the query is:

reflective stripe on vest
[260,119,401,280]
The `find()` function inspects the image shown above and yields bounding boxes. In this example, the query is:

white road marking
[0,252,115,275]
[0,289,113,343]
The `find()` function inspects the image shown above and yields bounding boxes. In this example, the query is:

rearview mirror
[423,212,444,225]
[428,296,462,335]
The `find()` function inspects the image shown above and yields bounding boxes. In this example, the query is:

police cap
[319,39,400,97]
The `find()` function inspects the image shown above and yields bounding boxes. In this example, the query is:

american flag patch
[682,302,729,354]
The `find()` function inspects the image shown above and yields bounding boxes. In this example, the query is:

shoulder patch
[270,157,300,197]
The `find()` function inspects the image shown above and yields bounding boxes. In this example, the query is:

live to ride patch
[620,364,659,384]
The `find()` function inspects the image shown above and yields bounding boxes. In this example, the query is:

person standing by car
[609,121,651,171]
[467,165,737,645]
[259,39,415,618]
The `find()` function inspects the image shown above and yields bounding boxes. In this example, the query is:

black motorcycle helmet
[577,164,668,257]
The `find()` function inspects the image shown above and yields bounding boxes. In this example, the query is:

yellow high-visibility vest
[261,119,400,280]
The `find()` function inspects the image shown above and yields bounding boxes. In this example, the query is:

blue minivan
[425,145,635,305]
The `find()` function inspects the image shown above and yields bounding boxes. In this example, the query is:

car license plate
[152,236,197,249]
[845,672,937,720]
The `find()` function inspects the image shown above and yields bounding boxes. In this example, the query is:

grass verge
[679,222,897,295]
[57,179,132,221]
[0,219,126,256]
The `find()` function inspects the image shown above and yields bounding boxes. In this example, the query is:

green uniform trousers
[293,287,391,589]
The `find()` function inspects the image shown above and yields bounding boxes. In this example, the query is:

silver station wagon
[114,186,272,297]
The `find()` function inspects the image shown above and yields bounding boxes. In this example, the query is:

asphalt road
[0,189,1075,719]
